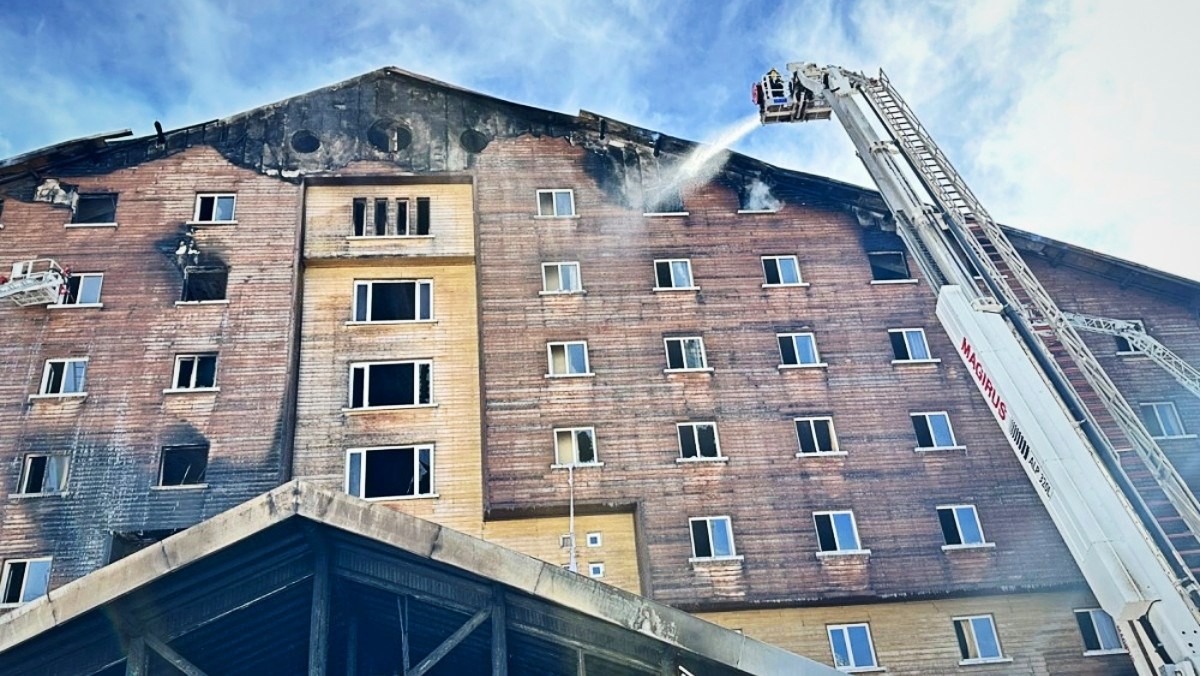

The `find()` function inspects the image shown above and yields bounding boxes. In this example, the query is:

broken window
[351,197,429,236]
[353,280,432,322]
[644,185,684,214]
[159,445,208,486]
[18,455,69,495]
[813,511,862,553]
[654,259,694,289]
[867,251,912,282]
[0,558,51,605]
[172,354,217,390]
[182,266,228,302]
[938,505,987,547]
[761,255,803,286]
[1115,320,1146,354]
[911,412,958,449]
[349,361,433,409]
[1140,401,1187,438]
[547,341,591,376]
[416,197,431,235]
[795,417,838,455]
[193,194,236,223]
[677,422,721,460]
[689,516,735,559]
[108,530,184,563]
[536,189,575,217]
[554,427,597,466]
[346,445,434,499]
[889,328,932,361]
[541,262,582,294]
[39,358,87,395]
[664,337,707,371]
[778,333,822,367]
[72,193,118,224]
[60,273,104,305]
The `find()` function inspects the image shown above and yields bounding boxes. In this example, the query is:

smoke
[744,179,780,211]
[648,114,762,212]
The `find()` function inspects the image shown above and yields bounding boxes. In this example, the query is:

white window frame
[17,454,70,496]
[1074,607,1127,656]
[653,258,697,291]
[1140,401,1190,439]
[813,510,869,556]
[0,557,52,607]
[953,614,1008,664]
[587,562,605,578]
[586,532,602,547]
[826,623,880,672]
[552,427,601,468]
[169,353,219,392]
[778,332,827,368]
[540,261,584,295]
[663,336,710,372]
[546,341,594,377]
[351,279,434,323]
[36,358,88,398]
[51,272,104,308]
[191,193,237,224]
[911,411,963,451]
[346,360,434,410]
[688,516,741,562]
[536,189,576,217]
[888,328,938,363]
[676,422,725,462]
[937,504,993,550]
[344,445,436,501]
[795,417,842,456]
[761,255,807,287]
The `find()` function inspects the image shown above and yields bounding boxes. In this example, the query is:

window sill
[958,657,1012,666]
[891,358,941,365]
[778,363,828,370]
[676,456,728,464]
[816,549,871,560]
[533,214,581,220]
[346,234,436,241]
[175,299,230,306]
[9,491,69,500]
[539,290,587,296]
[643,211,689,217]
[545,373,597,379]
[342,403,439,414]
[185,220,238,227]
[550,462,605,470]
[47,303,104,310]
[762,282,810,288]
[663,368,714,374]
[796,451,848,458]
[736,209,779,215]
[869,279,919,285]
[1083,649,1129,657]
[345,319,438,326]
[689,555,744,564]
[356,492,439,502]
[151,484,209,491]
[64,222,118,229]
[840,668,887,674]
[163,387,220,395]
[653,286,700,293]
[942,542,996,551]
[1116,351,1147,357]
[1152,434,1198,440]
[28,392,88,402]
[914,445,967,453]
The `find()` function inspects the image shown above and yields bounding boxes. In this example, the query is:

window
[953,615,1005,663]
[586,532,602,547]
[795,417,840,455]
[192,193,236,223]
[761,255,803,286]
[1075,608,1124,654]
[172,354,217,390]
[868,251,911,282]
[1140,402,1187,438]
[689,516,737,560]
[1114,320,1145,354]
[415,197,431,235]
[938,505,989,547]
[17,455,69,495]
[547,341,592,376]
[542,262,583,294]
[654,259,694,289]
[587,562,605,578]
[39,358,87,396]
[159,445,208,487]
[554,427,598,466]
[59,273,103,305]
[352,197,429,236]
[827,624,879,672]
[644,184,685,214]
[778,333,823,367]
[889,328,933,361]
[0,558,51,606]
[353,280,433,322]
[346,445,434,500]
[663,337,708,371]
[72,193,117,224]
[814,511,865,554]
[911,412,959,449]
[677,422,721,460]
[181,266,228,302]
[349,361,433,409]
[536,189,575,217]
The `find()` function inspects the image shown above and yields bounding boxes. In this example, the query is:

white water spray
[650,114,762,210]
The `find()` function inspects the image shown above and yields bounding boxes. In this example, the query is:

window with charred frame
[72,193,118,224]
[159,444,209,486]
[677,422,721,460]
[18,455,69,495]
[353,280,433,322]
[352,197,430,236]
[182,266,228,302]
[867,251,911,281]
[346,445,435,500]
[349,361,433,409]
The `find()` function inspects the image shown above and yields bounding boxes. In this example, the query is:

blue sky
[2,1,1197,279]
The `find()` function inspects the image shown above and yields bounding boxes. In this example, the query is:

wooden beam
[308,542,331,676]
[125,637,146,676]
[491,588,508,676]
[409,606,491,676]
[144,635,209,676]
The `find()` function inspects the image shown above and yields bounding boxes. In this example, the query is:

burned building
[2,67,1199,673]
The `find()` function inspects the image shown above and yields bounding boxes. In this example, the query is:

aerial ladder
[756,63,1200,674]
[0,259,68,307]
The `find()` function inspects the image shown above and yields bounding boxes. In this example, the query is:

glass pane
[710,519,732,556]
[561,264,579,291]
[22,559,50,601]
[762,259,781,285]
[551,346,568,374]
[544,265,561,292]
[567,343,587,373]
[678,427,698,458]
[972,617,1000,659]
[814,515,837,551]
[683,339,704,369]
[418,364,431,404]
[691,520,712,558]
[779,336,797,365]
[554,192,573,216]
[907,331,930,360]
[373,282,416,321]
[929,414,954,446]
[176,358,195,388]
[555,431,573,465]
[848,625,875,667]
[575,430,596,463]
[419,282,432,320]
[63,362,86,393]
[538,192,554,216]
[1075,611,1101,651]
[778,258,800,284]
[833,513,859,550]
[795,335,818,364]
[829,628,851,667]
[196,356,217,388]
[353,199,366,236]
[78,276,103,304]
[665,340,684,369]
[1161,405,1185,436]
[814,420,834,452]
[1093,610,1121,650]
[671,261,692,287]
[23,456,47,493]
[347,453,362,497]
[418,448,433,495]
[955,507,984,544]
[1140,405,1165,436]
[415,198,430,235]
[697,425,719,457]
[796,420,816,454]
[655,262,673,288]
[214,196,235,221]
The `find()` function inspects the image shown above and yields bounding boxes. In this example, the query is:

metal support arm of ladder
[1064,312,1200,401]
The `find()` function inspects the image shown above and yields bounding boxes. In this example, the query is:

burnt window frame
[70,193,118,225]
[158,444,209,488]
[345,445,436,501]
[352,279,433,323]
[180,266,229,303]
[676,422,723,462]
[55,272,104,307]
[867,251,913,283]
[347,360,434,410]
[191,193,237,224]
[0,557,52,606]
[17,454,70,496]
[170,353,219,391]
